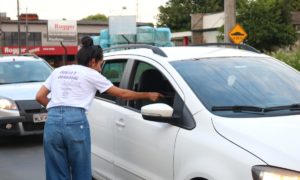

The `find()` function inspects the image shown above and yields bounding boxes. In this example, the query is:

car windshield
[171,57,300,117]
[0,60,52,84]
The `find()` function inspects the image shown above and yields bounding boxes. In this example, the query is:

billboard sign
[109,15,137,35]
[48,20,77,42]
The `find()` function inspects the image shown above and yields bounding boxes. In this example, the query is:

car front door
[89,59,127,180]
[113,58,182,180]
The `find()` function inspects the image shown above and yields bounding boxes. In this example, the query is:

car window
[0,61,52,84]
[96,59,127,102]
[172,57,300,117]
[127,61,175,110]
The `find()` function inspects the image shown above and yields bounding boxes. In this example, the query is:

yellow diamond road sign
[229,24,248,44]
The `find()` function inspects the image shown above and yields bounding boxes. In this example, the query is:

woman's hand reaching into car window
[105,86,163,102]
[148,92,164,102]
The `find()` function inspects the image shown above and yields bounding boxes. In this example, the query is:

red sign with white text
[0,46,79,55]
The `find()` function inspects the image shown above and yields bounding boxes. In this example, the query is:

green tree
[237,0,297,51]
[82,13,108,21]
[290,0,300,11]
[157,0,223,32]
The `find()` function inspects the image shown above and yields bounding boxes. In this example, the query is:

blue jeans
[44,106,91,180]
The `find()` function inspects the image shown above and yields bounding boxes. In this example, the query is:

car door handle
[115,119,126,127]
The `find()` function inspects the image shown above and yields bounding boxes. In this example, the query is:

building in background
[191,12,224,44]
[292,11,300,41]
[0,13,155,67]
[0,13,107,67]
[171,31,191,46]
[189,11,300,45]
[170,12,224,46]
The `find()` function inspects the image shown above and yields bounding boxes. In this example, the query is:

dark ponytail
[81,36,94,47]
[76,36,103,67]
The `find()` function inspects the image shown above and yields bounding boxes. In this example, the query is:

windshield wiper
[212,104,300,113]
[0,82,16,85]
[264,103,300,112]
[211,105,264,113]
[0,81,42,84]
[20,80,43,83]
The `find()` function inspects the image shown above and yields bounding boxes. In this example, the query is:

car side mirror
[141,103,174,123]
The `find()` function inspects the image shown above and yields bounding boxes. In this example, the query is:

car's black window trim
[95,59,130,105]
[120,58,196,130]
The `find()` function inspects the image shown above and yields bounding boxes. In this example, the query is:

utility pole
[17,0,21,54]
[0,14,2,55]
[25,7,28,53]
[224,0,236,43]
[136,0,139,22]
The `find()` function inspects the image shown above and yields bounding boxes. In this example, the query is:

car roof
[0,55,44,62]
[104,46,269,62]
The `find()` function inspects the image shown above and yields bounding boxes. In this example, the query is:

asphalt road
[0,135,45,180]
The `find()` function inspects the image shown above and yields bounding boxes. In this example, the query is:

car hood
[0,82,43,100]
[212,115,300,172]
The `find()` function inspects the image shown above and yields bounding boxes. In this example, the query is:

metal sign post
[60,41,67,65]
[48,20,77,65]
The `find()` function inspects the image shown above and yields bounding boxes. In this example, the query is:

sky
[0,0,168,24]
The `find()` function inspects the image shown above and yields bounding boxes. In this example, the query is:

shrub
[269,49,300,71]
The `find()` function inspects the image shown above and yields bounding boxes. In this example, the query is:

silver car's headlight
[0,98,18,110]
[252,166,300,180]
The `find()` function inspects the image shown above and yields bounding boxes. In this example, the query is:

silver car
[0,55,52,136]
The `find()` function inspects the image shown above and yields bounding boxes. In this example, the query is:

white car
[0,55,52,136]
[88,44,300,180]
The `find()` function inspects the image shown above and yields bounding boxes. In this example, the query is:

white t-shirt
[43,65,113,111]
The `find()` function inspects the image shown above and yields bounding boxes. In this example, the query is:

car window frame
[117,56,195,129]
[95,59,129,104]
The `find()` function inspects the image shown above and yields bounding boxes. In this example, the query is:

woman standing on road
[36,36,162,180]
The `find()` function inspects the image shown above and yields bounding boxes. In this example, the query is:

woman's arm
[35,85,50,107]
[105,86,162,102]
